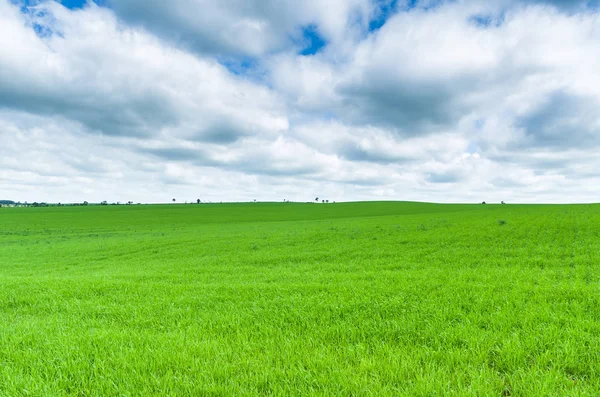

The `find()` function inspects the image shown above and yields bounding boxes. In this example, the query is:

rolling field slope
[0,202,599,396]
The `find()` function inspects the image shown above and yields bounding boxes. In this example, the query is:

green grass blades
[0,202,599,396]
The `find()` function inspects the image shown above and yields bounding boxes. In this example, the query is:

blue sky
[60,0,87,8]
[299,25,327,56]
[1,0,600,203]
[369,0,399,31]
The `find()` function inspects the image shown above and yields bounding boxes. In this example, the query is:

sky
[1,0,600,204]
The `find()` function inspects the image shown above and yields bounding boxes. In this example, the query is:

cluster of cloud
[1,0,599,203]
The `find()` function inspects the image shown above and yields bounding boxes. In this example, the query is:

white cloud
[2,0,600,204]
[0,1,289,142]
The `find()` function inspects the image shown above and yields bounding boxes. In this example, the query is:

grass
[0,201,599,396]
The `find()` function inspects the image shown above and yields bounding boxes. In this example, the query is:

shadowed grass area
[1,202,599,395]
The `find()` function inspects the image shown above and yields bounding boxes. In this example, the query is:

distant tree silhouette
[482,201,486,205]
[197,199,201,204]
[315,197,319,202]
[172,198,176,202]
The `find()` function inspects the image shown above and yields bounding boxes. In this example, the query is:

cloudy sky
[1,0,599,204]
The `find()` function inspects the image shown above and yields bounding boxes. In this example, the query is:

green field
[1,202,599,396]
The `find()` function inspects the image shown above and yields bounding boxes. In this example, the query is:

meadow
[0,201,599,396]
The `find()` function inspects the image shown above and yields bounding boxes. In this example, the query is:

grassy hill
[1,202,598,395]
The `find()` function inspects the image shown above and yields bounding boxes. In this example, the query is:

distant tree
[172,198,176,203]
[482,201,486,205]
[501,201,506,205]
[322,200,325,203]
[197,199,201,204]
[326,200,329,203]
[315,197,319,202]
[101,201,108,206]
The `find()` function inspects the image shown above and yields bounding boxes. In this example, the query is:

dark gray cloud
[105,0,279,57]
[338,77,465,134]
[516,0,597,10]
[426,170,463,183]
[236,159,322,177]
[142,144,324,178]
[141,147,206,162]
[0,83,177,137]
[337,140,414,164]
[104,0,370,58]
[195,122,252,144]
[515,91,600,149]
